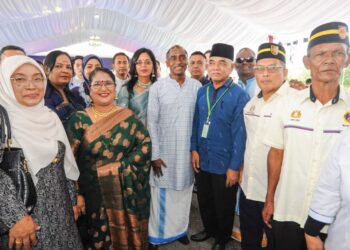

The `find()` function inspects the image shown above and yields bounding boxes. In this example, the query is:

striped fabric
[147,76,201,190]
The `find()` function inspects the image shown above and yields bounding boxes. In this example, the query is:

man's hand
[305,234,324,250]
[9,215,40,250]
[151,159,167,177]
[225,169,239,187]
[191,151,200,173]
[262,200,274,228]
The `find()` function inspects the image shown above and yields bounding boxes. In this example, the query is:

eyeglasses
[236,57,255,64]
[10,76,44,88]
[135,60,152,66]
[254,64,284,74]
[90,81,115,90]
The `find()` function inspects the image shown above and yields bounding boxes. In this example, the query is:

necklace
[137,80,151,89]
[92,106,116,119]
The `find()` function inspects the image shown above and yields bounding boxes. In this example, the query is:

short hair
[89,67,116,84]
[0,45,26,57]
[112,52,130,63]
[236,47,256,57]
[204,50,211,55]
[166,45,188,60]
[190,51,206,59]
[72,55,83,65]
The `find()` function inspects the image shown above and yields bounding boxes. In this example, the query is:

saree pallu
[117,86,149,126]
[66,108,151,250]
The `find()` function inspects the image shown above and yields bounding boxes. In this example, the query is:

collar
[309,85,340,104]
[238,76,255,84]
[167,75,188,86]
[210,77,233,89]
[257,80,290,99]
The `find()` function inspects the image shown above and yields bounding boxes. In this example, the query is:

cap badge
[339,26,347,39]
[271,45,279,55]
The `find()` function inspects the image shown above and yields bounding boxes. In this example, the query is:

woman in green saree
[117,48,158,126]
[66,67,151,250]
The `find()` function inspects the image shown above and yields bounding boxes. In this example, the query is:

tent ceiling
[0,0,349,60]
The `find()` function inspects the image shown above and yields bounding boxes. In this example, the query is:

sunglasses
[236,57,255,64]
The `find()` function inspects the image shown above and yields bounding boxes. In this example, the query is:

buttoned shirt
[191,78,249,174]
[147,76,201,190]
[308,128,350,250]
[263,85,350,227]
[237,77,260,98]
[241,82,295,202]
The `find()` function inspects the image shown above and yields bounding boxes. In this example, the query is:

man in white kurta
[262,21,350,250]
[147,45,201,247]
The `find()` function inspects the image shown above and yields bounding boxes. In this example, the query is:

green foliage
[288,65,350,87]
[342,66,350,87]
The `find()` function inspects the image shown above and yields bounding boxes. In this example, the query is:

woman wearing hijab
[43,50,85,126]
[118,48,158,125]
[0,56,82,249]
[66,67,151,250]
[71,54,103,107]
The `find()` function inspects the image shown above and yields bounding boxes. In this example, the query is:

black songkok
[308,21,349,50]
[257,43,286,63]
[210,43,234,61]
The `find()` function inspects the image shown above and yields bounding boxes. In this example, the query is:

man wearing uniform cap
[262,21,350,250]
[190,43,249,250]
[240,42,295,250]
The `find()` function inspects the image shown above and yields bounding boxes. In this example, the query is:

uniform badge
[271,45,279,55]
[290,110,302,120]
[339,25,347,39]
[343,111,350,124]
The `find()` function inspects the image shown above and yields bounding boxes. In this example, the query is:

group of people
[0,20,348,250]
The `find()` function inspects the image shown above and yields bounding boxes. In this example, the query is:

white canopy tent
[0,0,349,68]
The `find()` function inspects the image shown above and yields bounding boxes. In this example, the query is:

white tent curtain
[0,0,349,60]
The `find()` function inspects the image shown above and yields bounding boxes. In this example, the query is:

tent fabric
[0,0,349,60]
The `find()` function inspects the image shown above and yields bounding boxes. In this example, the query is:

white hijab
[0,55,79,184]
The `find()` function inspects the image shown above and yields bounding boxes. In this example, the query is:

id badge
[201,122,210,138]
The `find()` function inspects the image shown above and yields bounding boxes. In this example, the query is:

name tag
[201,122,210,138]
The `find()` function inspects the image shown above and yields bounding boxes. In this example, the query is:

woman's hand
[9,215,40,250]
[73,195,86,220]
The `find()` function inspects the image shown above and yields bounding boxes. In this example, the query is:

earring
[151,72,155,78]
[134,73,138,78]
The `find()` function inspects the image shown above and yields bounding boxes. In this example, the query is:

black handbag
[0,105,37,214]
